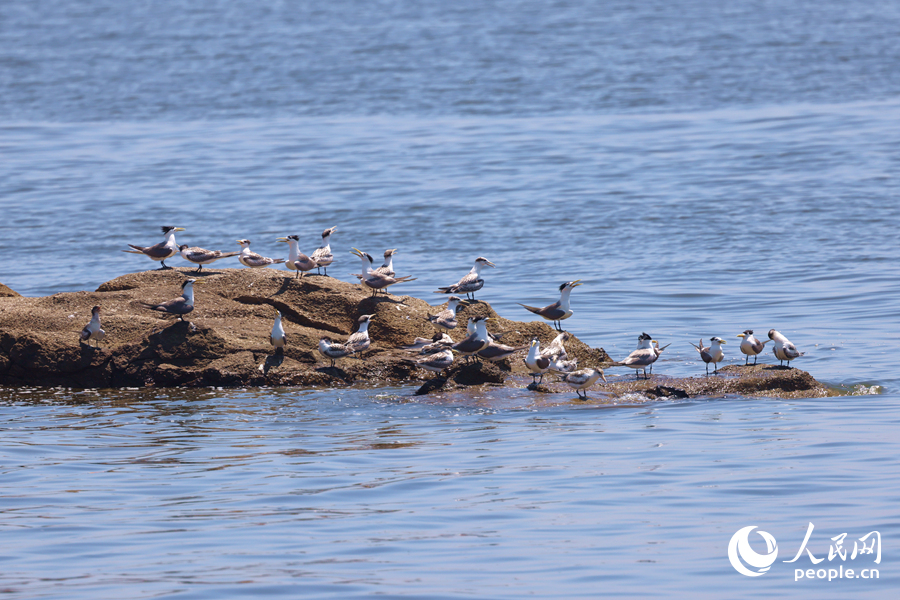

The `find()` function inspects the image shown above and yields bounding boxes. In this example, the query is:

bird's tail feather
[517,303,541,314]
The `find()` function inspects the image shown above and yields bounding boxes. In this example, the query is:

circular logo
[728,526,778,577]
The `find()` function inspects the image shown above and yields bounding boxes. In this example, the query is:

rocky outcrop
[0,268,607,390]
[0,269,833,400]
[0,282,19,298]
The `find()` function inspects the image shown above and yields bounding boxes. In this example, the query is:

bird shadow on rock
[316,365,351,380]
[259,350,284,376]
[358,295,408,310]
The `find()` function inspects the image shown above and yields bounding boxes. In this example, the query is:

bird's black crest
[161,226,176,234]
[559,282,568,291]
[288,235,299,241]
[640,332,652,340]
[744,329,754,335]
[178,244,188,250]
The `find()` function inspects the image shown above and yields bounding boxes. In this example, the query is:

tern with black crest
[140,279,202,321]
[691,337,726,375]
[451,316,490,362]
[311,226,337,275]
[237,239,285,269]
[736,330,770,365]
[518,280,582,331]
[123,226,185,270]
[276,235,317,278]
[435,257,495,301]
[178,245,239,272]
[350,249,417,296]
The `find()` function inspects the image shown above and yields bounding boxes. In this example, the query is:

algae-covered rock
[0,267,610,390]
[0,267,831,399]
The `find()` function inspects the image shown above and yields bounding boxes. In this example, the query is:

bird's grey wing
[80,326,91,341]
[185,248,218,262]
[700,349,713,363]
[783,342,801,359]
[140,241,174,258]
[623,348,654,366]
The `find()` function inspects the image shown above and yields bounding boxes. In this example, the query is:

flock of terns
[78,225,805,399]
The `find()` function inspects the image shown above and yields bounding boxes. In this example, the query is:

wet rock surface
[0,269,832,399]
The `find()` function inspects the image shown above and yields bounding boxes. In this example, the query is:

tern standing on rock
[403,347,454,374]
[736,329,770,365]
[347,314,375,359]
[311,226,337,276]
[525,338,552,384]
[318,338,351,367]
[375,249,397,277]
[518,280,582,331]
[769,329,804,367]
[618,333,668,379]
[270,310,286,352]
[140,279,202,321]
[563,368,607,399]
[691,337,726,375]
[451,316,490,362]
[435,257,495,301]
[237,239,286,269]
[350,249,417,296]
[277,235,317,278]
[79,305,105,347]
[178,244,239,273]
[426,296,466,332]
[123,226,185,270]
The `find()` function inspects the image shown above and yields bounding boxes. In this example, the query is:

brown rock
[0,267,831,400]
[0,282,18,298]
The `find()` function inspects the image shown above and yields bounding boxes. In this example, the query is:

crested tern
[375,249,397,277]
[524,338,552,384]
[270,309,286,352]
[563,368,607,399]
[426,296,466,331]
[237,239,286,269]
[736,329,770,365]
[768,329,804,367]
[123,226,185,270]
[318,337,351,367]
[434,257,496,301]
[346,314,375,359]
[404,347,454,374]
[691,337,726,375]
[402,332,454,352]
[140,278,202,321]
[477,341,528,363]
[310,226,337,276]
[276,235,317,278]
[617,333,665,379]
[178,245,239,273]
[518,280,583,331]
[79,305,105,347]
[350,249,417,296]
[451,316,490,362]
